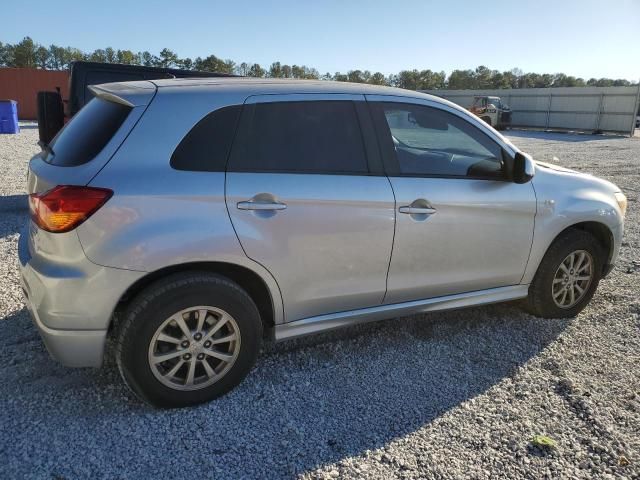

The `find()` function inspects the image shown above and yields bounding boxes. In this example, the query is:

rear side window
[170,105,242,172]
[47,98,131,167]
[229,101,368,174]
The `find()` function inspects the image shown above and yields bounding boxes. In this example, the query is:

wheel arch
[110,261,282,335]
[527,221,615,283]
[565,221,614,267]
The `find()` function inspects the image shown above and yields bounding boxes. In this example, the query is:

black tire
[525,229,605,318]
[36,91,64,145]
[480,116,492,127]
[115,272,263,408]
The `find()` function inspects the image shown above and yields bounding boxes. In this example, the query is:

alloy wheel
[551,250,594,309]
[147,306,241,391]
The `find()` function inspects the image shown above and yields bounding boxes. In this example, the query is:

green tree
[447,69,475,89]
[333,72,348,82]
[48,45,66,69]
[4,37,638,90]
[194,54,234,73]
[347,69,366,83]
[34,46,50,69]
[117,50,136,65]
[89,49,107,63]
[138,51,156,67]
[269,62,283,78]
[248,63,266,77]
[0,42,13,66]
[179,57,194,70]
[612,79,631,86]
[237,62,250,76]
[12,37,38,68]
[104,47,116,63]
[369,72,387,85]
[158,48,178,68]
[64,47,86,65]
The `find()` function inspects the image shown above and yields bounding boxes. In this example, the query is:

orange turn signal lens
[29,185,113,233]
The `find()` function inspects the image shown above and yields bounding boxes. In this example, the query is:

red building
[0,67,69,120]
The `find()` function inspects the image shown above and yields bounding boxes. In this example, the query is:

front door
[368,98,536,304]
[226,95,395,321]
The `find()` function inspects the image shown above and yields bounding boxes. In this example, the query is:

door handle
[399,206,436,215]
[237,201,287,211]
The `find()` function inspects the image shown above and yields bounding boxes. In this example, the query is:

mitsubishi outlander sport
[19,79,627,408]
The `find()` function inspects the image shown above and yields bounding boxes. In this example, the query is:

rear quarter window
[170,105,242,172]
[46,98,131,167]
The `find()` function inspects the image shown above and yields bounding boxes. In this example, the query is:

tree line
[0,37,635,90]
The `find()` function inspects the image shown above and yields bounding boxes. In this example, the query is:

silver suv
[19,79,626,408]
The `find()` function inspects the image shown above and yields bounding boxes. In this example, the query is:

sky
[3,0,639,80]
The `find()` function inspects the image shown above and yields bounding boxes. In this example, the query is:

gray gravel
[0,126,638,479]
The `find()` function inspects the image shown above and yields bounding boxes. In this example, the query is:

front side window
[377,103,505,179]
[229,101,368,174]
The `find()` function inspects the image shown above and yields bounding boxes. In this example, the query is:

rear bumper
[18,226,144,367]
[23,298,107,367]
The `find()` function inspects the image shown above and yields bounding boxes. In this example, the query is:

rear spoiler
[88,81,157,108]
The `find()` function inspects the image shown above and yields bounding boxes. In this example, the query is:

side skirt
[273,285,529,341]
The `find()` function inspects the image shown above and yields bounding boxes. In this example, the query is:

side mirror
[513,152,535,184]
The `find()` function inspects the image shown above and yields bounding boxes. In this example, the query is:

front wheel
[525,230,605,318]
[115,273,263,408]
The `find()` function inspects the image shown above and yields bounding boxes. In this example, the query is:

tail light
[29,185,113,233]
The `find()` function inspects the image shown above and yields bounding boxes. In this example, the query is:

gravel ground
[0,125,638,479]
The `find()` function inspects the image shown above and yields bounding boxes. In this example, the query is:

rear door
[225,94,395,322]
[368,96,536,304]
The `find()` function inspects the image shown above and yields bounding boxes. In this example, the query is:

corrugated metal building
[421,86,640,136]
[0,68,70,120]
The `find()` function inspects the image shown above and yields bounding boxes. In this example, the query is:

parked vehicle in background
[469,95,511,130]
[36,61,232,144]
[20,79,626,408]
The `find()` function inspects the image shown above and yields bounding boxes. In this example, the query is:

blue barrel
[0,100,19,134]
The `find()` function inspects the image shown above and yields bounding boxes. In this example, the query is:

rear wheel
[525,230,604,318]
[115,273,262,408]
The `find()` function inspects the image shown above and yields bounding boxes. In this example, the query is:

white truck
[468,95,512,130]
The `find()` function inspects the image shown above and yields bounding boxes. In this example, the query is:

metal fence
[420,86,640,136]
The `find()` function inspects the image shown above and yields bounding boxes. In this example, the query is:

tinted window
[171,105,242,171]
[229,101,368,174]
[47,98,131,166]
[379,103,504,179]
